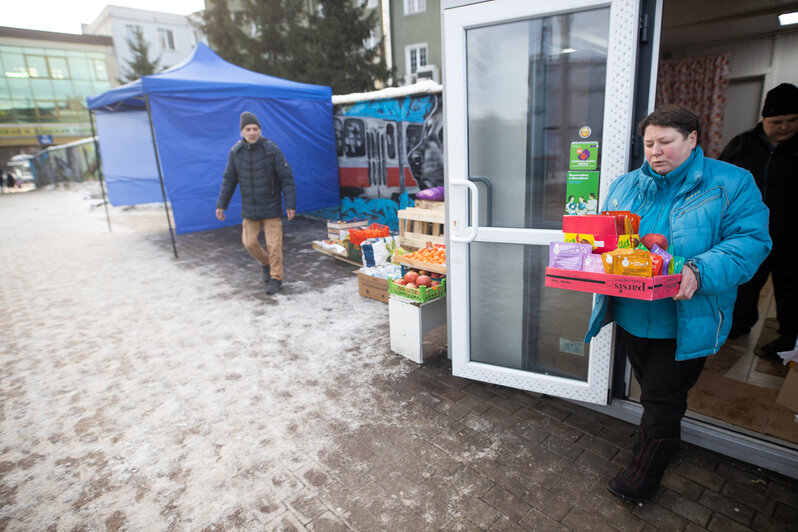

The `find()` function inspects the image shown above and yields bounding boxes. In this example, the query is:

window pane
[48,57,70,79]
[36,100,56,120]
[7,77,31,98]
[466,7,610,229]
[30,78,54,99]
[0,76,9,99]
[0,98,14,121]
[91,80,111,95]
[52,79,74,99]
[92,59,108,81]
[71,80,93,98]
[419,47,427,67]
[3,53,28,78]
[26,55,48,78]
[68,57,92,80]
[13,99,36,120]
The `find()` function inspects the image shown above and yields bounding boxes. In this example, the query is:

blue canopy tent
[87,43,339,256]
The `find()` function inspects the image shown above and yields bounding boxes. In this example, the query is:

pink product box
[545,267,682,301]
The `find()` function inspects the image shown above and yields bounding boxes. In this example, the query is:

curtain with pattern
[656,53,730,158]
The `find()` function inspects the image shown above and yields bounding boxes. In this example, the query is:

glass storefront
[0,45,112,124]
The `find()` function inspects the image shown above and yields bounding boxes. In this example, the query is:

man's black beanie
[761,83,798,117]
[240,111,261,130]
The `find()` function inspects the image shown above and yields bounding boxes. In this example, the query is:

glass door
[443,0,642,404]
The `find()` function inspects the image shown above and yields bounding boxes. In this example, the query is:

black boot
[261,265,271,284]
[608,428,680,502]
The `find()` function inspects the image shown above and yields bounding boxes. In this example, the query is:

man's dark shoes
[759,334,797,360]
[266,279,282,295]
[261,265,271,284]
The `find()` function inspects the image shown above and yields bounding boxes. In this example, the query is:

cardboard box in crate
[356,271,390,303]
[545,267,681,300]
[327,219,368,241]
[398,207,445,249]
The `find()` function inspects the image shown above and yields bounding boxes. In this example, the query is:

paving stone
[561,506,617,530]
[699,489,755,526]
[517,507,569,531]
[657,488,712,526]
[632,501,690,530]
[482,485,528,523]
[674,460,727,491]
[706,512,754,532]
[720,479,775,514]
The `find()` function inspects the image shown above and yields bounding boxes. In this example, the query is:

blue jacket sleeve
[692,169,771,295]
[216,148,239,210]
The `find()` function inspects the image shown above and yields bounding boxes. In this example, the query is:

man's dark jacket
[216,137,296,220]
[719,123,797,242]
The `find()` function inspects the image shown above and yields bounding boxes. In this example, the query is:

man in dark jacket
[720,83,798,357]
[216,111,296,295]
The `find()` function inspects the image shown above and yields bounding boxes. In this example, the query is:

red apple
[430,280,440,287]
[406,282,418,289]
[416,275,432,287]
[404,271,419,283]
[641,233,668,251]
[393,278,407,286]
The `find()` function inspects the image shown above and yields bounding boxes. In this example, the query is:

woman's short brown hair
[637,104,701,142]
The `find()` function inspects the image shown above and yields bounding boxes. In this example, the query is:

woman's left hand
[674,266,699,300]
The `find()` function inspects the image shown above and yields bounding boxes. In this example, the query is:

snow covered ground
[0,184,417,529]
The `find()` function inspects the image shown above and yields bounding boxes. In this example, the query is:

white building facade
[82,6,205,81]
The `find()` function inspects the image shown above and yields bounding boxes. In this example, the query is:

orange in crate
[349,223,390,246]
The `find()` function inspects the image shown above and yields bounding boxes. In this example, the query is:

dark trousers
[733,246,798,337]
[617,327,706,439]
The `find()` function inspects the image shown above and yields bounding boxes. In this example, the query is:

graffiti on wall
[333,91,444,229]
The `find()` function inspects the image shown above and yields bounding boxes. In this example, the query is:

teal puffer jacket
[585,147,771,360]
[216,137,296,220]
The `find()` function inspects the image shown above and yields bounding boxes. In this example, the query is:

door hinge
[639,13,650,44]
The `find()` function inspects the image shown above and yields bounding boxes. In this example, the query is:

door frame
[443,0,641,404]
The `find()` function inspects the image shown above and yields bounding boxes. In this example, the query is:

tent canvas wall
[87,43,339,235]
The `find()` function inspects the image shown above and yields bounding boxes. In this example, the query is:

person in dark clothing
[720,83,798,358]
[216,111,296,295]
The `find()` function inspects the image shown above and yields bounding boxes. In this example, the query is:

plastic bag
[416,186,445,201]
[361,236,397,267]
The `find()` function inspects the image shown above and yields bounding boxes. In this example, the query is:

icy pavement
[1,184,797,531]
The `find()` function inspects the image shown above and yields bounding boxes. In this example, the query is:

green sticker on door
[565,171,599,215]
[569,141,598,170]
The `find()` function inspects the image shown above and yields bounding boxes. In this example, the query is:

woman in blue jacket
[585,105,771,502]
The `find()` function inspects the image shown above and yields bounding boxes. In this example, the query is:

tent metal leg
[89,111,112,232]
[144,96,179,259]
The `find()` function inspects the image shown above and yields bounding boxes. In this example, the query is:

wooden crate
[398,207,445,249]
[414,199,444,211]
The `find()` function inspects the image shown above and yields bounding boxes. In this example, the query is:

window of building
[26,55,49,78]
[67,56,91,80]
[2,52,28,78]
[404,0,426,15]
[48,57,70,80]
[158,29,175,51]
[91,58,108,81]
[405,43,428,77]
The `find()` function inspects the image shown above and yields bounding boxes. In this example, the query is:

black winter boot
[261,265,271,284]
[608,428,680,502]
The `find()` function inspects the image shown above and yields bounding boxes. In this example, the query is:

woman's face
[643,125,697,175]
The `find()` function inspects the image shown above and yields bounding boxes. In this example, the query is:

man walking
[216,111,296,295]
[720,83,798,357]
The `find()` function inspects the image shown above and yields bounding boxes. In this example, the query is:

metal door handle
[450,179,479,242]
